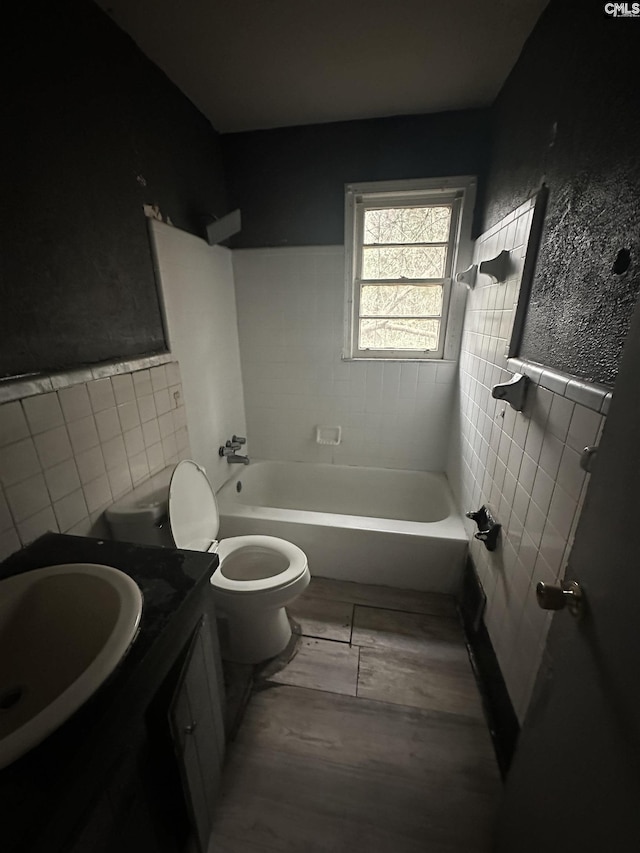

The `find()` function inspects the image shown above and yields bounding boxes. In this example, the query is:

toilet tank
[105,466,175,547]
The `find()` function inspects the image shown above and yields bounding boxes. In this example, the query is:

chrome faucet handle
[219,436,246,457]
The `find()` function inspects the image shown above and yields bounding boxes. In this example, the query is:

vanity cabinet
[66,750,169,853]
[170,614,226,852]
[67,617,226,853]
[0,533,225,853]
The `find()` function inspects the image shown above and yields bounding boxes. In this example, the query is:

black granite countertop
[0,532,219,852]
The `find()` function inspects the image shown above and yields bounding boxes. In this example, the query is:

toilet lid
[168,460,220,551]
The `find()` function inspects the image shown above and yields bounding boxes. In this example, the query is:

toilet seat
[214,535,308,594]
[168,461,308,593]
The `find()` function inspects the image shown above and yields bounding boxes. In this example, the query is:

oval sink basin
[0,563,143,770]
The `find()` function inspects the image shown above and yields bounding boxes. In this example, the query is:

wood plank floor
[210,578,501,852]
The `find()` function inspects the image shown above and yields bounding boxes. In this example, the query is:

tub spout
[227,453,250,465]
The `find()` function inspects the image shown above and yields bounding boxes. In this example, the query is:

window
[344,178,475,360]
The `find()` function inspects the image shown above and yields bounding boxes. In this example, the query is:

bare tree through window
[358,206,452,351]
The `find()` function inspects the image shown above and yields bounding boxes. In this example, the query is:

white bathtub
[217,461,467,594]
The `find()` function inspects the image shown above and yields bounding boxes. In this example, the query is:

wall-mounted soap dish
[316,425,342,446]
[479,250,511,283]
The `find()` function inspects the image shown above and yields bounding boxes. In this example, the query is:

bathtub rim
[216,460,467,542]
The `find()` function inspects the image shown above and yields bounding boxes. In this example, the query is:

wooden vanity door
[169,615,226,853]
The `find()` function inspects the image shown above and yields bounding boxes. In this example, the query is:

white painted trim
[346,175,477,198]
[343,176,476,362]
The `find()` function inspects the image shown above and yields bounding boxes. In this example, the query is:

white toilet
[105,460,310,664]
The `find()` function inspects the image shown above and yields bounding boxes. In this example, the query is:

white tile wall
[447,198,607,722]
[233,247,457,471]
[150,221,246,491]
[0,361,191,560]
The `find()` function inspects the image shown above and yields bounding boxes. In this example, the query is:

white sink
[0,563,143,770]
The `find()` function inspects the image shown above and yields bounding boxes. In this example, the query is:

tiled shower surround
[447,200,607,722]
[0,217,611,729]
[0,361,190,560]
[233,247,457,471]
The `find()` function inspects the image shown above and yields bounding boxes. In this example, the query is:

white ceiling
[95,0,549,133]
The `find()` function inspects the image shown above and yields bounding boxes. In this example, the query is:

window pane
[362,246,446,279]
[364,206,451,245]
[359,318,440,351]
[360,284,443,317]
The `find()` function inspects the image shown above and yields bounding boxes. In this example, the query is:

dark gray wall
[482,0,640,385]
[10,0,633,387]
[1,0,228,379]
[222,110,491,248]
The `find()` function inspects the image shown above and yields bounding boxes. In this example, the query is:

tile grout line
[353,601,459,622]
[351,601,362,698]
[297,632,352,645]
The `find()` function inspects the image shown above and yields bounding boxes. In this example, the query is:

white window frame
[343,176,476,361]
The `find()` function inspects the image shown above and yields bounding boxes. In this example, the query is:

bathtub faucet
[219,437,250,464]
[225,451,250,465]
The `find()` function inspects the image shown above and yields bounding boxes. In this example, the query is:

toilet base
[222,605,292,664]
